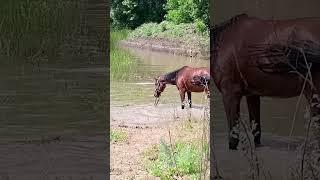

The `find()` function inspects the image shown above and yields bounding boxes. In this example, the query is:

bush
[195,19,207,34]
[165,0,195,24]
[111,0,166,29]
[144,140,207,179]
[165,0,209,26]
[110,129,128,143]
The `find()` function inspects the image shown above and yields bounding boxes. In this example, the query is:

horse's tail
[191,74,210,87]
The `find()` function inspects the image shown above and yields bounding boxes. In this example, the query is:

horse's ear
[154,77,158,81]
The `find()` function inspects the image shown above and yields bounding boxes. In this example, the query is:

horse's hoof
[229,137,239,150]
[181,105,185,109]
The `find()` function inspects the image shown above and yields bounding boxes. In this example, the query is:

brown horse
[154,66,210,109]
[211,14,320,150]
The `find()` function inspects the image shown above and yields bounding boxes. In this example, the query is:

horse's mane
[210,14,248,49]
[163,66,188,85]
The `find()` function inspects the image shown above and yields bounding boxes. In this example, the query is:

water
[111,48,209,106]
[112,47,308,137]
[0,58,107,143]
[0,57,107,177]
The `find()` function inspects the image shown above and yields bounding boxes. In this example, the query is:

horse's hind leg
[187,91,192,108]
[180,91,186,109]
[222,92,242,150]
[246,95,261,146]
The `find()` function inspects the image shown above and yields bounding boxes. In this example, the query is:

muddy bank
[110,102,307,179]
[111,103,208,128]
[110,120,210,180]
[120,38,209,59]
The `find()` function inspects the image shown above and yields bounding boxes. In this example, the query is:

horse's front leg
[180,90,186,109]
[246,95,261,146]
[222,91,242,150]
[187,91,192,108]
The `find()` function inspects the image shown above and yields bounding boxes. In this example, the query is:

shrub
[144,139,207,179]
[195,19,207,34]
[111,0,166,29]
[165,0,209,26]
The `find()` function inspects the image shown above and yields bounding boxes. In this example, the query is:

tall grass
[0,0,80,61]
[110,29,138,81]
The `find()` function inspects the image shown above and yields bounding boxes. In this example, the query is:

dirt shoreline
[120,38,209,59]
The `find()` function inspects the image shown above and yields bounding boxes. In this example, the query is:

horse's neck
[165,77,176,85]
[163,67,186,85]
[164,75,177,85]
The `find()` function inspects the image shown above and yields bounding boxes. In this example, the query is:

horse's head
[154,76,166,98]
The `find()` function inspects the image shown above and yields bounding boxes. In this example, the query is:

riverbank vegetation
[0,0,80,62]
[110,29,137,80]
[111,0,209,57]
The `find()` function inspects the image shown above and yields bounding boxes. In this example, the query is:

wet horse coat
[211,14,320,150]
[154,66,210,109]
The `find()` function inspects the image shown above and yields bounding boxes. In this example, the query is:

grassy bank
[126,21,209,57]
[110,30,138,81]
[0,0,80,61]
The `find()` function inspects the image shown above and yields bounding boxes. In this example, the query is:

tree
[111,0,166,29]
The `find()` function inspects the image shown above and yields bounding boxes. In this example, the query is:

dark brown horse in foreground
[211,14,320,150]
[154,66,210,109]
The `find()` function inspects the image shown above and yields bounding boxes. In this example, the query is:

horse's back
[212,15,320,97]
[176,66,210,92]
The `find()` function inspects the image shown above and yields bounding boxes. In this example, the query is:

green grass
[110,29,139,81]
[0,0,80,61]
[128,21,209,51]
[144,139,209,179]
[110,129,128,143]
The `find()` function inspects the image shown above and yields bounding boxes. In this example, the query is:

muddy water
[0,60,107,142]
[112,47,308,137]
[0,58,107,178]
[111,48,210,106]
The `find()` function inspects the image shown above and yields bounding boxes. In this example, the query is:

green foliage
[111,0,166,29]
[195,19,207,34]
[110,29,138,81]
[165,0,195,24]
[144,139,207,179]
[165,0,209,26]
[193,0,209,26]
[0,0,80,60]
[110,129,128,143]
[111,0,208,28]
[128,21,209,51]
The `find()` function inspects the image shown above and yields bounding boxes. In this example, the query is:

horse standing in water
[211,14,320,150]
[154,66,210,109]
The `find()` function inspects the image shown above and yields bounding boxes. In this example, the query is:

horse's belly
[187,86,205,92]
[244,69,304,98]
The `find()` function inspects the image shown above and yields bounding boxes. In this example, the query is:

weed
[144,139,207,179]
[110,129,128,143]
